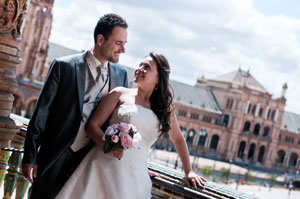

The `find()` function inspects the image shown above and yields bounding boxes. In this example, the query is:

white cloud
[49,0,300,114]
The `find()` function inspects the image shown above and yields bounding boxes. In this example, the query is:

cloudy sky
[49,0,300,114]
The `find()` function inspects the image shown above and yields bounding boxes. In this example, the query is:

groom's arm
[22,59,61,181]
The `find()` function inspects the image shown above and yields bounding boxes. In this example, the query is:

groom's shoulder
[109,62,127,72]
[55,51,87,65]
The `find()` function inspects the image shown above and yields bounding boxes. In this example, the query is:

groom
[22,13,128,199]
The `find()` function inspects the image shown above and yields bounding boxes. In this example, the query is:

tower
[281,82,288,99]
[17,0,54,83]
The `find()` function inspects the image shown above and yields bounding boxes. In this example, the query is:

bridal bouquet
[103,123,141,153]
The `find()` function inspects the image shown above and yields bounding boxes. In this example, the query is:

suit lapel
[75,51,88,113]
[108,62,117,91]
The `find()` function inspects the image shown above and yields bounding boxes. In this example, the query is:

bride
[56,52,206,199]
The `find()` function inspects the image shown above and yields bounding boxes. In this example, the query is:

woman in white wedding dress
[56,52,206,199]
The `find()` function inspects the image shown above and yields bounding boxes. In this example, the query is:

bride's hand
[148,170,160,178]
[185,171,206,189]
[112,148,123,160]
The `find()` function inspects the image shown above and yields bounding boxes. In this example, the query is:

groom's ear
[96,34,105,46]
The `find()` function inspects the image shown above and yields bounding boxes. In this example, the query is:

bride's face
[134,56,159,89]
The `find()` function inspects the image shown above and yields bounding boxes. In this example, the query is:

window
[247,103,252,114]
[271,110,276,121]
[203,115,211,123]
[215,119,219,125]
[251,105,256,115]
[190,113,199,120]
[226,98,234,110]
[263,127,270,137]
[222,115,230,127]
[178,109,186,117]
[285,136,295,143]
[259,108,264,117]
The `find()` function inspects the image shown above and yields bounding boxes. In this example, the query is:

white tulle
[56,104,160,199]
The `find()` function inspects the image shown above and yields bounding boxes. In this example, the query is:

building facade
[12,0,54,117]
[12,2,300,173]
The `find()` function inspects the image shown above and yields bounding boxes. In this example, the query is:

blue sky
[254,0,300,18]
[49,0,300,114]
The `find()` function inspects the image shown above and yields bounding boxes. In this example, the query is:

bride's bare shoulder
[110,87,136,95]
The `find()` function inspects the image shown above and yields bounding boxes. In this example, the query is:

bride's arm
[86,87,122,148]
[168,111,206,188]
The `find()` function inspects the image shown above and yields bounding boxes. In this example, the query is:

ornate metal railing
[149,161,260,199]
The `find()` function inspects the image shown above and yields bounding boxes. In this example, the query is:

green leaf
[105,135,112,142]
[129,129,134,137]
[104,143,113,153]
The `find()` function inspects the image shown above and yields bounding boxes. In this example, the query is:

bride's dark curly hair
[149,52,173,135]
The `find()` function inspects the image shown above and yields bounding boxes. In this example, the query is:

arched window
[289,153,298,167]
[186,129,195,144]
[243,121,251,132]
[253,123,260,136]
[263,126,270,137]
[210,135,219,150]
[257,146,265,163]
[276,150,285,164]
[237,141,246,159]
[247,143,256,161]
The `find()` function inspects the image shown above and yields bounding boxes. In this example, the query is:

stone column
[0,0,28,147]
[0,0,28,192]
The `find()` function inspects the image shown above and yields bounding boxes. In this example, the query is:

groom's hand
[22,163,37,183]
[112,148,123,160]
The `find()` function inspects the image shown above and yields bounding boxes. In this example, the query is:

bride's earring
[155,84,158,90]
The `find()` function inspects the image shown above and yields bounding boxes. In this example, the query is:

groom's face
[98,26,127,63]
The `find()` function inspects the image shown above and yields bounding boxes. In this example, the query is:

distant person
[22,13,128,199]
[57,52,206,199]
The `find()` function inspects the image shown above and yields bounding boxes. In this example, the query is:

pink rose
[119,123,131,133]
[111,135,119,143]
[119,132,132,148]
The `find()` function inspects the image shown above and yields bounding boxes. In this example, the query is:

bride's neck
[136,87,153,104]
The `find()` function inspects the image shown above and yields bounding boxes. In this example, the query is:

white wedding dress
[56,104,160,199]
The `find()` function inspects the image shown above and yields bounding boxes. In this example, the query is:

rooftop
[281,111,300,134]
[212,69,268,93]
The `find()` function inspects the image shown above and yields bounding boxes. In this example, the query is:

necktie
[96,65,105,82]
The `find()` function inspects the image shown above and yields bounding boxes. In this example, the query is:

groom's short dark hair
[94,13,128,43]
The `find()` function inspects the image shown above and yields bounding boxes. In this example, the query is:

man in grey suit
[22,13,128,199]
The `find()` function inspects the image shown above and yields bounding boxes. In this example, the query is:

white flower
[105,126,117,136]
[132,132,142,148]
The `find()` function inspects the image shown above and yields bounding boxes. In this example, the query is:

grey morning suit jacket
[22,51,128,178]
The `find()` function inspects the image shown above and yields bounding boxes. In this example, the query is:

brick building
[126,61,300,174]
[12,0,55,117]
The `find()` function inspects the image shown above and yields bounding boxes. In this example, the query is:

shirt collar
[86,50,108,80]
